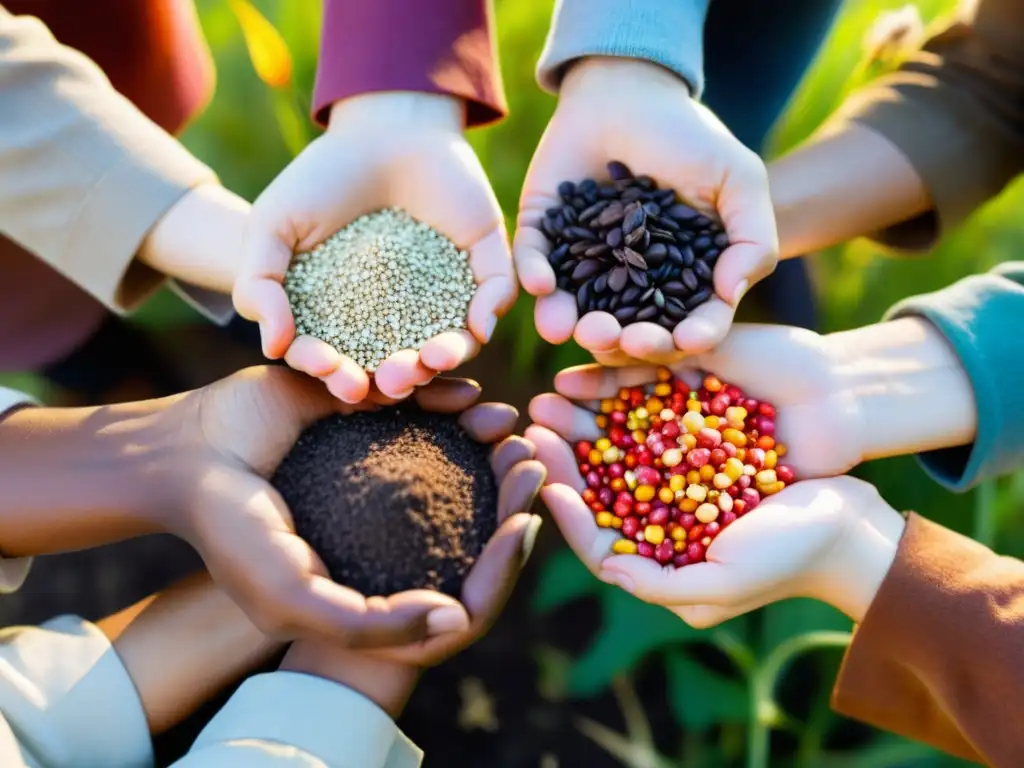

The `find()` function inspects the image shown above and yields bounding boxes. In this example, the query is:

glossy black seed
[596,295,611,312]
[565,226,597,242]
[666,245,685,266]
[681,268,699,291]
[606,228,624,248]
[614,305,639,323]
[703,248,721,265]
[693,215,713,229]
[624,228,645,248]
[636,175,656,190]
[622,203,646,234]
[684,288,713,310]
[594,271,610,294]
[640,287,656,303]
[653,289,666,309]
[607,161,633,180]
[580,200,610,224]
[661,281,687,297]
[598,184,619,199]
[693,235,713,251]
[656,315,678,330]
[577,280,593,312]
[621,187,643,203]
[558,181,576,202]
[642,202,661,217]
[571,259,602,282]
[623,248,647,269]
[561,206,578,225]
[714,232,730,248]
[569,241,592,256]
[584,243,612,259]
[636,305,658,321]
[694,259,713,282]
[665,297,688,320]
[655,216,680,232]
[656,189,676,207]
[628,269,649,288]
[645,243,668,268]
[608,265,628,293]
[548,243,570,266]
[667,203,699,220]
[621,285,644,305]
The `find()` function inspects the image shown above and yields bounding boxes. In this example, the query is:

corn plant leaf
[531,546,599,613]
[665,650,748,731]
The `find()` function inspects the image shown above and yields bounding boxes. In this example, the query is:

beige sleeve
[0,6,217,312]
[832,0,1024,250]
[0,615,153,767]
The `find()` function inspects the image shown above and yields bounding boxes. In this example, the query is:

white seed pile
[284,208,476,372]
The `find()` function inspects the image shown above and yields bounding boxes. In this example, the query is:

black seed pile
[544,161,729,329]
[271,407,498,597]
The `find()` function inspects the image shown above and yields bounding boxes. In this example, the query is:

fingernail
[732,280,750,306]
[521,515,544,566]
[427,606,470,635]
[484,315,498,343]
[600,570,634,594]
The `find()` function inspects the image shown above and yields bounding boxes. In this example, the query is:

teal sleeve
[885,262,1024,491]
[536,0,709,96]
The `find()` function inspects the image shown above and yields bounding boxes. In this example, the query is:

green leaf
[569,587,702,696]
[759,599,851,656]
[272,90,309,158]
[531,546,599,613]
[665,651,748,731]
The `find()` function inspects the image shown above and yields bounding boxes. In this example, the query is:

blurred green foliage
[10,0,1021,764]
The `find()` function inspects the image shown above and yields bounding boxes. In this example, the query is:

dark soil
[271,408,498,597]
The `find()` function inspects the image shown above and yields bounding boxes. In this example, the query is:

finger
[321,357,372,404]
[290,577,464,648]
[459,403,519,444]
[673,603,742,629]
[671,298,736,354]
[598,556,748,606]
[593,349,643,367]
[283,336,342,379]
[524,425,583,490]
[553,364,661,400]
[528,393,601,442]
[513,223,557,296]
[414,377,482,413]
[374,349,436,400]
[419,331,480,372]
[497,460,546,523]
[574,312,622,353]
[490,436,536,483]
[468,276,517,343]
[716,157,778,303]
[540,484,616,574]
[233,278,295,359]
[619,323,685,363]
[534,291,578,345]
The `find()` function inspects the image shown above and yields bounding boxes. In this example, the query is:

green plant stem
[973,479,998,548]
[746,631,852,768]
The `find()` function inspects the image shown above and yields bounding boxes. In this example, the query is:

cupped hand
[168,367,540,650]
[514,58,777,361]
[534,324,866,480]
[233,92,516,403]
[524,418,903,628]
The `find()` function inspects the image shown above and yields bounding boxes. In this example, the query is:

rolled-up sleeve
[175,672,422,767]
[313,0,506,129]
[0,7,217,312]
[536,0,709,96]
[0,615,153,767]
[834,0,1024,250]
[885,262,1024,490]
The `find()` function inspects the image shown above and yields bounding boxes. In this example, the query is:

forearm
[769,121,930,259]
[826,317,976,462]
[104,572,282,734]
[0,398,185,555]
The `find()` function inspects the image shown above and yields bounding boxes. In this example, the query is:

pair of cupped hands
[161,60,908,677]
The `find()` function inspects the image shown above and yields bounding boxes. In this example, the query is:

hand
[138,183,250,293]
[594,478,906,628]
[529,324,862,481]
[514,58,777,361]
[170,369,542,650]
[233,92,516,403]
[524,418,905,627]
[281,440,546,716]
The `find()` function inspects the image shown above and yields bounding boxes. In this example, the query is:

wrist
[281,641,419,718]
[561,56,691,99]
[816,500,905,623]
[139,183,249,293]
[0,397,190,556]
[327,92,464,134]
[824,317,976,463]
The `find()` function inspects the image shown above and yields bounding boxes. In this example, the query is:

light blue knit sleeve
[885,262,1024,492]
[536,0,710,96]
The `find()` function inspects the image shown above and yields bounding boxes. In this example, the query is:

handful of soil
[544,161,729,329]
[271,407,498,597]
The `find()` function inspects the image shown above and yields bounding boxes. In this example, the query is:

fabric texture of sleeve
[832,513,1024,765]
[885,262,1024,491]
[0,615,153,767]
[175,672,422,767]
[536,0,709,96]
[0,7,217,313]
[834,0,1024,250]
[313,0,506,129]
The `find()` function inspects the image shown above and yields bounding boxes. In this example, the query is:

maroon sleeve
[312,0,507,129]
